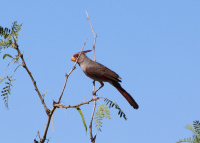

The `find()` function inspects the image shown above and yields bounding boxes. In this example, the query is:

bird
[71,50,139,109]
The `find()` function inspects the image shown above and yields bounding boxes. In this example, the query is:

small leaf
[3,54,13,59]
[3,96,8,100]
[1,90,7,93]
[3,86,9,89]
[1,93,7,96]
[76,107,87,132]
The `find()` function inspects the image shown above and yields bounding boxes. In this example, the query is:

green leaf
[1,93,7,96]
[3,54,13,59]
[3,86,9,89]
[76,107,87,132]
[94,103,111,132]
[1,90,7,93]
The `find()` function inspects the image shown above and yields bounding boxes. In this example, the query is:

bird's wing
[85,61,121,82]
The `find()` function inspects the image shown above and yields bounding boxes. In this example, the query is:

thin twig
[83,95,87,102]
[25,54,32,61]
[89,81,97,143]
[57,38,87,103]
[54,97,100,109]
[1,54,32,82]
[86,11,97,62]
[39,38,88,143]
[1,59,13,78]
[62,108,67,116]
[86,11,98,143]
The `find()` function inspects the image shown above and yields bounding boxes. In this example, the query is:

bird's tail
[110,81,139,109]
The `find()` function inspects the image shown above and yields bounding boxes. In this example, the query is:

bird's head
[71,50,92,63]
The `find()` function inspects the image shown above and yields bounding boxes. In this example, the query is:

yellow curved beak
[71,56,76,62]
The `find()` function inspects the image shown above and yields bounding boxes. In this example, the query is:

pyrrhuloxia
[71,50,139,109]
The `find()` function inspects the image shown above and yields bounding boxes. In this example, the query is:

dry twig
[54,97,100,109]
[40,38,88,143]
[86,11,97,62]
[13,43,49,115]
[86,11,98,143]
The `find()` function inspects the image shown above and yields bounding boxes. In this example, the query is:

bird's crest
[73,50,92,57]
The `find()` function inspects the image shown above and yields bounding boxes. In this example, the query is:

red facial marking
[73,54,79,57]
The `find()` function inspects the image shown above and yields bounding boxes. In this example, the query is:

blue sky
[0,0,200,143]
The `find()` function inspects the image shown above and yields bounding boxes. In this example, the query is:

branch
[1,54,32,78]
[53,97,100,109]
[86,11,97,62]
[13,42,50,114]
[86,11,98,143]
[57,38,88,103]
[39,38,88,143]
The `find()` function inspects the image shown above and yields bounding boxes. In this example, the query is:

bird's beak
[71,56,76,62]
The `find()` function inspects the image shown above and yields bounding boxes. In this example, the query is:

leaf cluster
[1,21,23,109]
[194,121,200,135]
[94,103,111,132]
[177,120,200,143]
[0,76,16,109]
[0,21,22,50]
[104,98,127,120]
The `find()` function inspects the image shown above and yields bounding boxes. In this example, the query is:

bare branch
[89,81,97,143]
[85,11,98,143]
[86,11,97,62]
[13,42,50,115]
[57,38,88,103]
[54,97,100,109]
[39,38,88,143]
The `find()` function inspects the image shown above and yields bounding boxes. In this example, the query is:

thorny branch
[86,11,98,143]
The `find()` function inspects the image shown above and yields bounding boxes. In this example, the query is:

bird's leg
[92,81,104,95]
